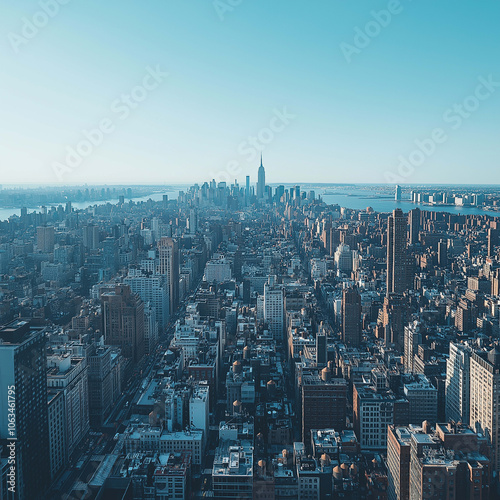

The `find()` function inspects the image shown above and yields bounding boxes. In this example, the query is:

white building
[204,258,232,283]
[190,384,210,449]
[446,342,471,424]
[334,244,353,273]
[124,268,169,329]
[124,426,203,465]
[263,276,284,341]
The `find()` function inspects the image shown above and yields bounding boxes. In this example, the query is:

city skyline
[1,1,499,185]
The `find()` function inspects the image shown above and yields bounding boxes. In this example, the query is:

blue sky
[0,1,499,185]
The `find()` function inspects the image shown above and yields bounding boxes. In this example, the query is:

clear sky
[1,1,499,186]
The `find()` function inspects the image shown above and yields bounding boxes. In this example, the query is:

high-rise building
[48,389,66,479]
[395,184,402,201]
[388,423,491,500]
[101,284,145,364]
[301,373,347,443]
[470,347,500,472]
[158,237,180,314]
[0,320,51,499]
[403,320,422,373]
[316,332,327,367]
[87,345,113,428]
[124,268,169,329]
[36,225,55,252]
[445,342,471,424]
[334,243,353,273]
[387,209,408,296]
[342,286,361,347]
[438,239,448,267]
[353,382,406,450]
[257,155,265,199]
[403,375,438,425]
[46,352,89,459]
[263,275,284,341]
[190,384,210,449]
[387,425,411,500]
[408,208,420,246]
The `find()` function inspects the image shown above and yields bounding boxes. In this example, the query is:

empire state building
[257,155,265,199]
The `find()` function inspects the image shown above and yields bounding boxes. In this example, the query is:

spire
[260,153,263,168]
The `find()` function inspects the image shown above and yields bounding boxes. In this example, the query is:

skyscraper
[342,286,362,347]
[158,237,180,314]
[387,209,408,296]
[257,155,265,199]
[445,342,471,424]
[263,275,284,341]
[470,347,500,472]
[101,284,145,364]
[395,184,402,201]
[437,239,448,267]
[0,320,51,499]
[36,225,55,252]
[408,208,420,246]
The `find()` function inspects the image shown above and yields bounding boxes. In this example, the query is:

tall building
[263,275,284,341]
[395,184,402,201]
[124,268,169,329]
[438,239,448,267]
[470,347,500,471]
[101,284,145,364]
[36,225,55,252]
[158,237,180,314]
[334,243,353,273]
[316,332,327,367]
[87,345,113,428]
[403,375,438,425]
[403,320,422,373]
[301,373,347,443]
[46,352,89,459]
[257,155,265,199]
[388,423,491,500]
[353,382,406,450]
[0,320,51,499]
[342,286,361,347]
[408,208,420,246]
[387,425,411,500]
[47,389,66,479]
[387,209,408,296]
[445,342,471,424]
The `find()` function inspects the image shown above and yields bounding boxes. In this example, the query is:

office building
[36,225,55,253]
[0,320,51,499]
[257,155,265,199]
[301,374,347,443]
[263,276,284,341]
[387,209,408,295]
[470,347,500,471]
[101,284,145,364]
[158,237,180,314]
[445,342,471,424]
[342,286,361,347]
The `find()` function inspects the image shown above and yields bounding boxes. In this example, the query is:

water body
[0,187,185,222]
[315,187,500,217]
